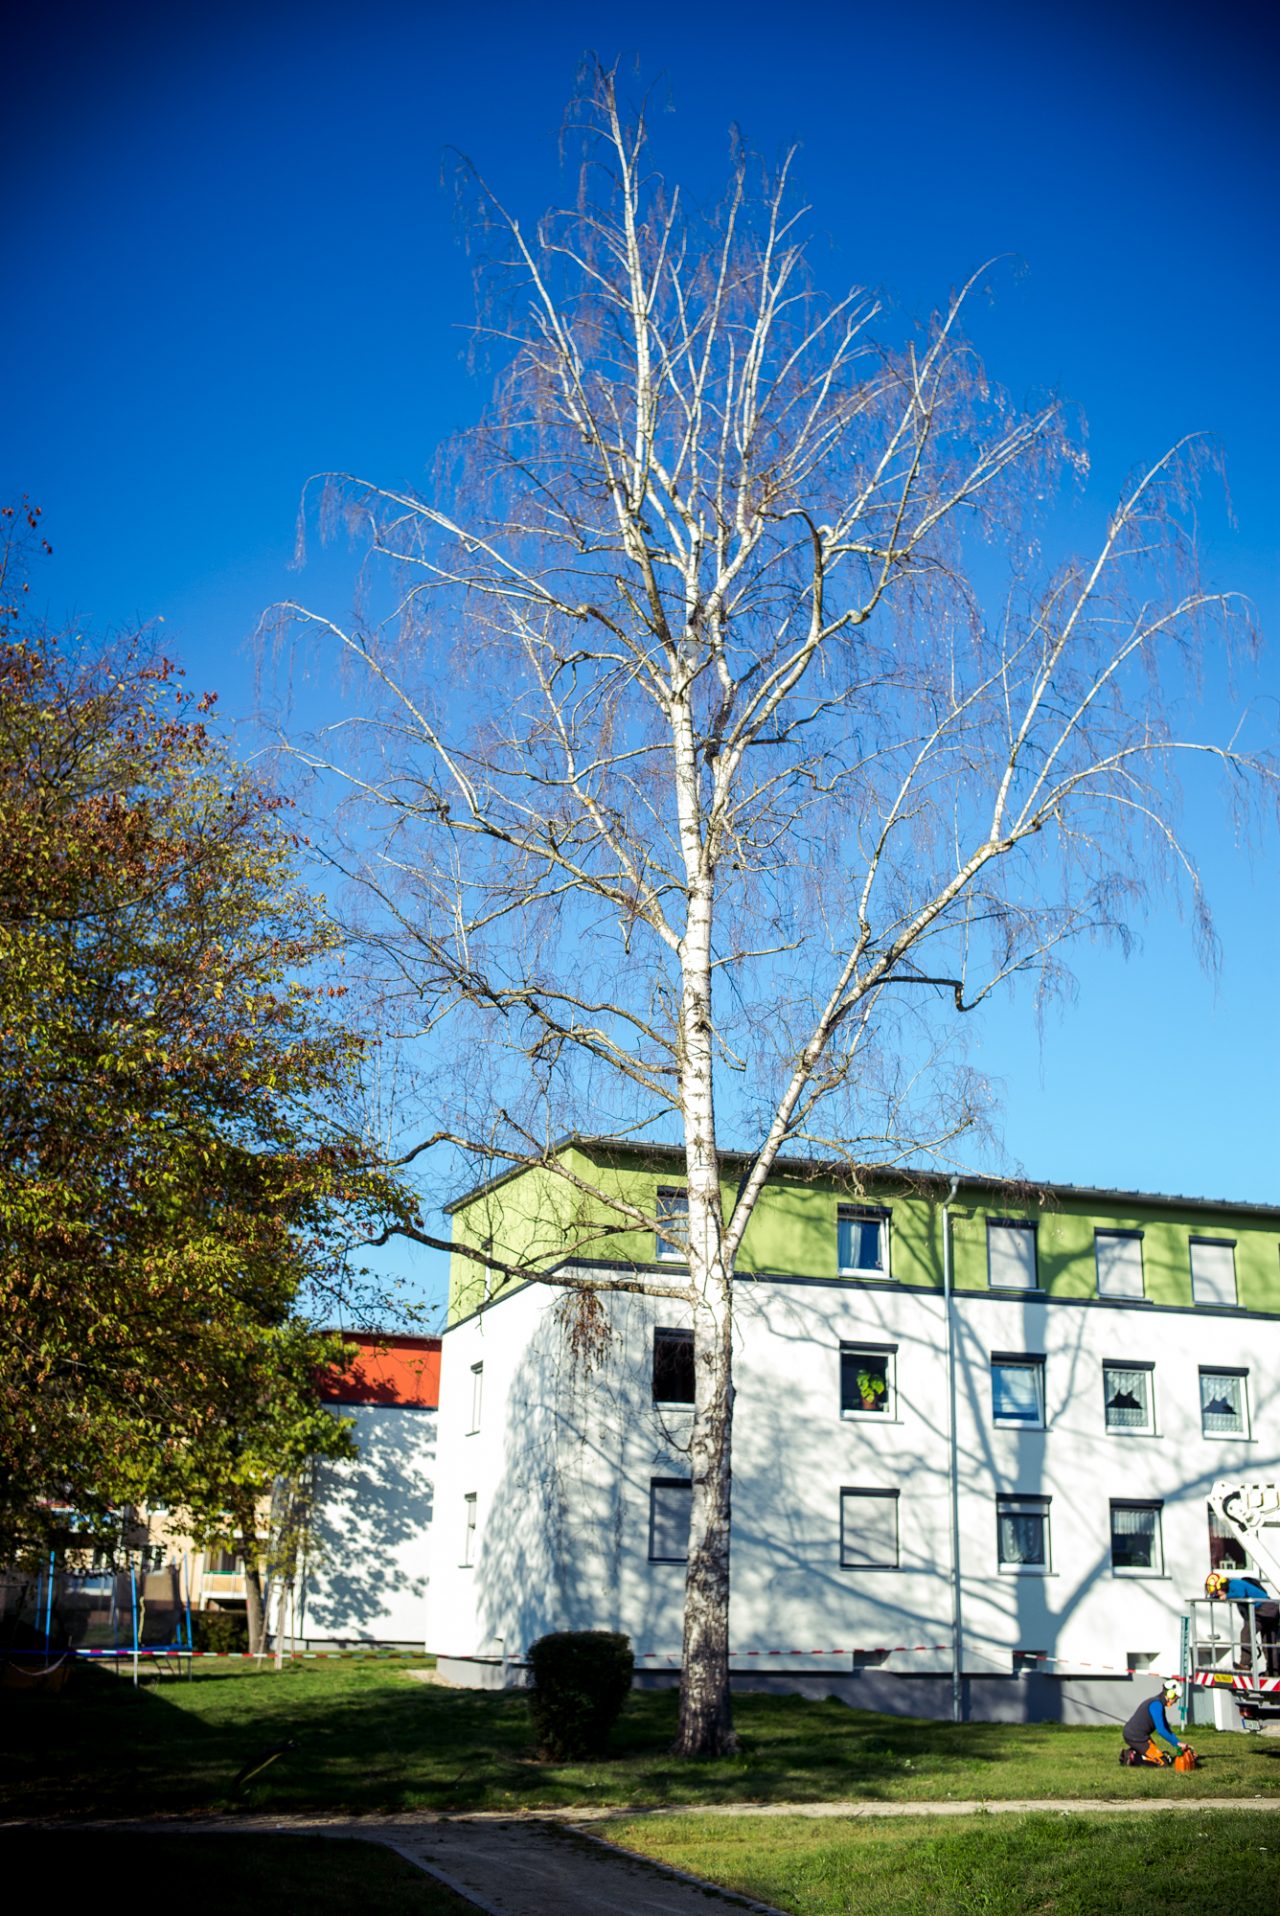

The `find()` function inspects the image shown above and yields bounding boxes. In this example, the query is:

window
[1096,1230,1145,1300]
[1102,1361,1155,1435]
[987,1219,1038,1290]
[997,1495,1051,1571]
[656,1187,688,1262]
[837,1206,890,1277]
[1208,1501,1254,1573]
[1190,1237,1237,1308]
[653,1327,695,1405]
[1200,1368,1249,1438]
[1111,1502,1164,1576]
[462,1493,477,1567]
[840,1489,900,1568]
[840,1343,896,1417]
[991,1355,1045,1428]
[648,1478,692,1563]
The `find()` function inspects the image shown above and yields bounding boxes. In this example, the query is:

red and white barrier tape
[4,1646,427,1661]
[1191,1671,1280,1693]
[632,1643,950,1663]
[634,1644,1144,1675]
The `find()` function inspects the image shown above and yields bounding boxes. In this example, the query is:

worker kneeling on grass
[1121,1679,1192,1767]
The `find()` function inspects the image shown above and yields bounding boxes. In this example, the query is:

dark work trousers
[1238,1601,1280,1675]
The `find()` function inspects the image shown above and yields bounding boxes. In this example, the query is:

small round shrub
[527,1630,634,1759]
[191,1609,249,1654]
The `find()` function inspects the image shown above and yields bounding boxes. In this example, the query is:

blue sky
[5,2,1277,1310]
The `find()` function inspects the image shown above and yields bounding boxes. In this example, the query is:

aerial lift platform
[1182,1481,1280,1727]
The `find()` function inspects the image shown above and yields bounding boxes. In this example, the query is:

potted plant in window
[857,1368,887,1412]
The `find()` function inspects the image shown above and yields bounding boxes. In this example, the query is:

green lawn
[2,1661,1278,1818]
[0,1833,474,1913]
[604,1809,1280,1914]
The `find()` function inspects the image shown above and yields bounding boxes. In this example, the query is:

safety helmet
[1205,1570,1228,1599]
[1161,1678,1180,1702]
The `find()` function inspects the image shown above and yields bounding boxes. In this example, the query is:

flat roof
[444,1133,1280,1223]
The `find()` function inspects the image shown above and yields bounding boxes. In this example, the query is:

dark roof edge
[443,1133,1280,1224]
[319,1329,442,1349]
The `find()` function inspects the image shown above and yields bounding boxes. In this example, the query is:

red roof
[318,1332,441,1409]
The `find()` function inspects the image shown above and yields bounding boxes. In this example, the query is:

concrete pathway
[372,1816,786,1913]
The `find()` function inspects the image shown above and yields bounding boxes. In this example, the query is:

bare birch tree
[274,63,1269,1755]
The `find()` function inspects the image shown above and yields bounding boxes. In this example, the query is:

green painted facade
[446,1137,1280,1324]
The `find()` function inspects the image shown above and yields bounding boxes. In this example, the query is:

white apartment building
[429,1142,1279,1722]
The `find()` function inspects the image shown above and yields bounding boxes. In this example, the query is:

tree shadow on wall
[299,1410,435,1639]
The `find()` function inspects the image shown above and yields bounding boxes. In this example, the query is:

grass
[1,1660,1278,1818]
[604,1808,1280,1914]
[0,1832,475,1912]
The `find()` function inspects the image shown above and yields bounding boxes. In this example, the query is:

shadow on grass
[3,1665,1278,1820]
[0,1832,474,1916]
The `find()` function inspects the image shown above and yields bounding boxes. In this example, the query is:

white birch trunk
[671,685,738,1753]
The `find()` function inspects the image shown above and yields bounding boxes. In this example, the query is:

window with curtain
[1208,1501,1253,1572]
[991,1356,1045,1427]
[1095,1230,1145,1299]
[1111,1502,1163,1575]
[1200,1369,1248,1437]
[837,1207,890,1276]
[997,1496,1050,1570]
[1103,1362,1154,1433]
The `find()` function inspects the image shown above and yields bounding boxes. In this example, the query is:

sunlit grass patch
[603,1808,1280,1915]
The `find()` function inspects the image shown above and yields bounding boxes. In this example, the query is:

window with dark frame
[648,1478,692,1562]
[1095,1229,1145,1300]
[462,1493,477,1567]
[837,1206,890,1276]
[656,1187,689,1261]
[1190,1237,1238,1308]
[987,1219,1039,1290]
[840,1488,900,1568]
[469,1361,484,1433]
[997,1495,1050,1570]
[1102,1360,1154,1434]
[840,1343,896,1417]
[1200,1367,1248,1437]
[652,1327,695,1405]
[991,1354,1045,1428]
[1110,1502,1163,1576]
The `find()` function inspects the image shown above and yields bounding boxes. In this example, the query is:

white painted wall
[296,1403,436,1643]
[428,1271,1279,1689]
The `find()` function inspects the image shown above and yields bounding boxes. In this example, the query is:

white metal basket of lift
[1182,1481,1280,1728]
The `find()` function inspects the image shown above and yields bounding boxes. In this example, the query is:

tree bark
[674,1262,737,1755]
[672,835,738,1755]
[238,1510,266,1655]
